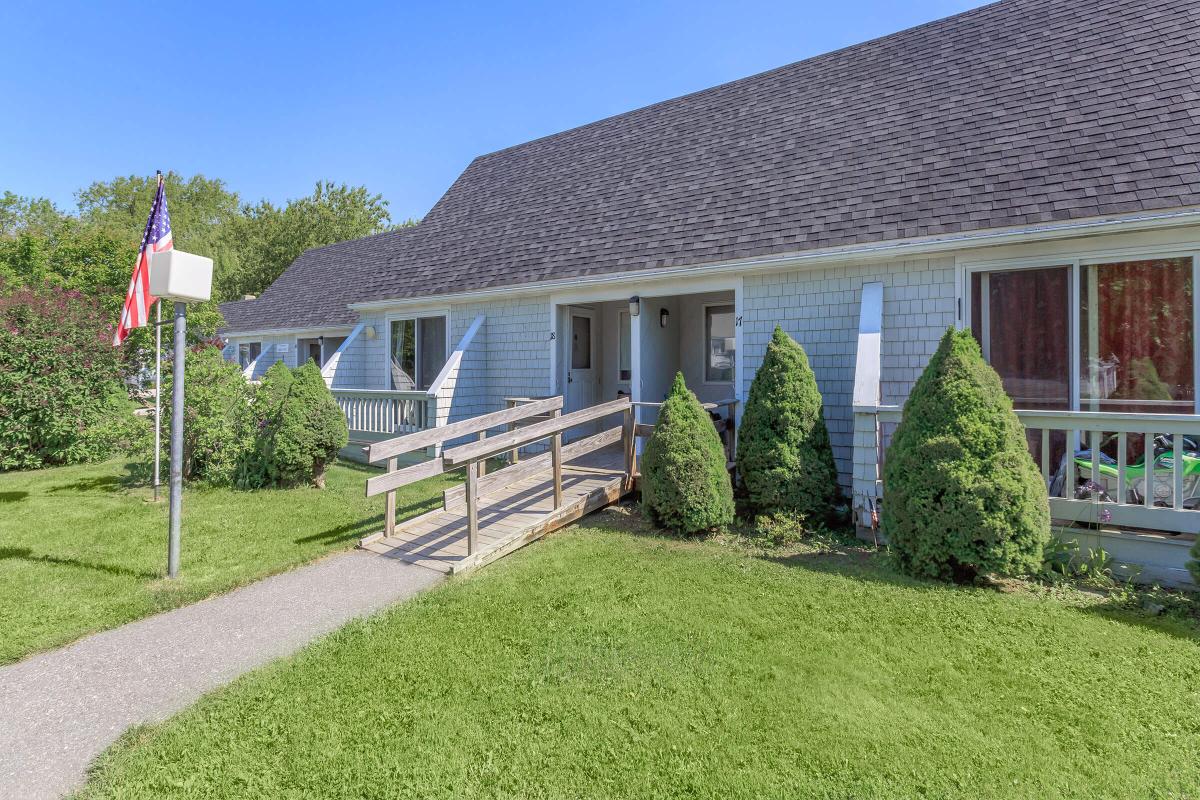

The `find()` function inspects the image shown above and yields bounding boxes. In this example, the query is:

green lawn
[0,458,457,664]
[77,511,1200,799]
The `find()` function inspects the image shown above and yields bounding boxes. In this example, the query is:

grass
[0,458,457,664]
[77,508,1200,799]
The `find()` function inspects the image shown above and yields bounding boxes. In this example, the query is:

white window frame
[702,302,736,386]
[382,310,451,392]
[238,341,262,370]
[959,244,1200,414]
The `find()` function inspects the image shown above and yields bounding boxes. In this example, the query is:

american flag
[113,174,173,345]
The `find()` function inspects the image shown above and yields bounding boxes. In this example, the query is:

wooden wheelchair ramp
[359,397,636,575]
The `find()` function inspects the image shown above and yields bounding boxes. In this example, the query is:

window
[298,338,322,366]
[618,311,632,382]
[1079,257,1194,413]
[238,342,261,369]
[969,256,1195,414]
[390,316,448,391]
[705,305,735,383]
[970,266,1071,410]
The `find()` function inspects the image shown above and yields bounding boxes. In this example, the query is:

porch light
[659,307,669,328]
[629,296,640,317]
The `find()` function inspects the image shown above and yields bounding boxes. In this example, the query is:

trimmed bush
[883,328,1049,582]
[0,282,143,470]
[160,344,254,485]
[736,325,839,521]
[268,361,348,488]
[641,372,734,534]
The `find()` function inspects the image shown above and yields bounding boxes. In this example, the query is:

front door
[565,309,598,438]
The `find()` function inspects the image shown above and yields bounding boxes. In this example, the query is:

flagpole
[153,300,162,502]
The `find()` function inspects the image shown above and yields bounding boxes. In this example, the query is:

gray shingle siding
[742,258,956,490]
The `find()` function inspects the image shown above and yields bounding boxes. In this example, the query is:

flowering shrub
[0,281,145,470]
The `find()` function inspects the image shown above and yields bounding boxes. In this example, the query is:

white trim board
[350,208,1200,313]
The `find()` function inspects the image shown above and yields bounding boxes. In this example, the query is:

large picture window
[390,316,448,391]
[969,255,1196,414]
[1079,257,1194,414]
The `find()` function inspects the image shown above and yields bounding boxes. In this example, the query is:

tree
[641,373,735,534]
[883,328,1050,582]
[0,280,143,470]
[159,344,255,485]
[268,361,348,488]
[736,326,839,521]
[217,181,397,300]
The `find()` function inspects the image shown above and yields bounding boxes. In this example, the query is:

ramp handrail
[365,395,636,555]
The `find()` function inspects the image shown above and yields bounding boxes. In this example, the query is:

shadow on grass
[0,546,158,580]
[293,495,441,546]
[47,475,126,495]
[1076,595,1200,642]
[0,491,28,502]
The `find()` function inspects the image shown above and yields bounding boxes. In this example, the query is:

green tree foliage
[242,360,295,487]
[159,345,255,486]
[736,326,839,521]
[0,281,145,469]
[883,328,1050,582]
[217,182,397,300]
[267,362,348,488]
[641,373,734,534]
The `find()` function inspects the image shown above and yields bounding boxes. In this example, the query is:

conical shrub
[736,326,839,520]
[270,361,348,488]
[883,328,1049,582]
[641,373,734,534]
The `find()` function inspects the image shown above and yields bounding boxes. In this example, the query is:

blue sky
[1,0,980,222]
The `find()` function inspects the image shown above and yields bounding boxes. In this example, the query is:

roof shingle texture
[225,0,1200,332]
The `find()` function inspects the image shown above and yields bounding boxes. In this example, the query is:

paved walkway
[0,551,443,799]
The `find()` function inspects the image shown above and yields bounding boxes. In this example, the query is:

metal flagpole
[154,301,161,502]
[168,301,186,578]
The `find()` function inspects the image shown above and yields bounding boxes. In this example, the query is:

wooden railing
[869,405,1200,534]
[632,397,739,464]
[331,389,434,436]
[363,396,636,555]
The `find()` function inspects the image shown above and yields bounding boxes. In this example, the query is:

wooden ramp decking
[360,447,628,574]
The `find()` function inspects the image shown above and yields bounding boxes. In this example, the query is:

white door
[565,309,598,438]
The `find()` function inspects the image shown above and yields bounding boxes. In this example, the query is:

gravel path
[0,550,443,799]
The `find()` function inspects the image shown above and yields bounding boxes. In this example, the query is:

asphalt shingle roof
[224,0,1200,333]
[219,227,416,333]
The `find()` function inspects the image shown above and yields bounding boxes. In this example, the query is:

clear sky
[1,0,981,221]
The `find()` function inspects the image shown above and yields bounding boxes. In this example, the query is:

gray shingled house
[220,0,1200,585]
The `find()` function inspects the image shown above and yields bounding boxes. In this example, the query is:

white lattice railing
[865,405,1200,534]
[331,389,435,436]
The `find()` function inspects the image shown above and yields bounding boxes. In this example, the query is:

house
[220,0,1200,585]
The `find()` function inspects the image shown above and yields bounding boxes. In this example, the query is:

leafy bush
[160,344,255,485]
[266,361,348,488]
[240,360,295,487]
[641,372,734,534]
[736,325,839,521]
[0,282,143,470]
[1188,541,1199,586]
[883,328,1049,582]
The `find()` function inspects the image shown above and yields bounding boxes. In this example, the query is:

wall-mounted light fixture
[659,307,670,328]
[364,326,377,340]
[629,296,641,317]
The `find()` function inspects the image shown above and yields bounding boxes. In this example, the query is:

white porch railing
[331,389,435,436]
[863,405,1200,535]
